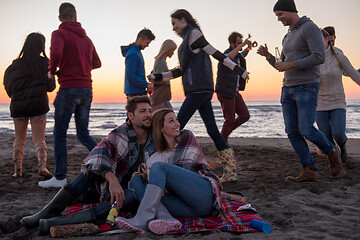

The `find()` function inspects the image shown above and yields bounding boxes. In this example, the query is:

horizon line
[1,99,360,105]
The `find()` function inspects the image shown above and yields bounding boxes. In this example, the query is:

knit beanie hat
[323,26,335,36]
[273,0,298,12]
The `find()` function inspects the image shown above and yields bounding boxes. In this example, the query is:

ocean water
[1,100,359,138]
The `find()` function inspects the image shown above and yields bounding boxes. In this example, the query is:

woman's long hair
[171,9,200,29]
[152,108,175,152]
[321,29,343,69]
[154,39,177,61]
[17,32,48,79]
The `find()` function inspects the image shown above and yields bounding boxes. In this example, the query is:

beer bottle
[106,201,119,227]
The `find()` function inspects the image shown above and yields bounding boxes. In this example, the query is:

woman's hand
[105,172,125,209]
[147,74,155,82]
[137,163,147,178]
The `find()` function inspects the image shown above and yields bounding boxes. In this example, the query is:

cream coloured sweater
[317,47,360,111]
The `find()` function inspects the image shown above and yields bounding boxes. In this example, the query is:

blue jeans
[68,172,137,219]
[177,92,228,151]
[281,83,334,168]
[316,109,347,146]
[53,88,97,180]
[129,162,214,218]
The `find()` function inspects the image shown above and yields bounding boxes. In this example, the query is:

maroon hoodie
[49,21,101,88]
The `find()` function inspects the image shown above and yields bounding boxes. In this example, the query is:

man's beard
[140,124,151,130]
[139,118,151,129]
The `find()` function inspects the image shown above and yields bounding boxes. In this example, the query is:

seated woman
[116,108,223,234]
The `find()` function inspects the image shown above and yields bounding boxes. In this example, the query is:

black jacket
[215,47,246,99]
[3,57,56,118]
[178,24,214,95]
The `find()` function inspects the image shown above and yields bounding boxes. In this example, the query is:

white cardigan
[317,47,360,111]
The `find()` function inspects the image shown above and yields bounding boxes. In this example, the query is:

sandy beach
[0,133,359,240]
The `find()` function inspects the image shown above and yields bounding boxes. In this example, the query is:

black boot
[20,185,77,228]
[339,142,348,163]
[39,208,96,235]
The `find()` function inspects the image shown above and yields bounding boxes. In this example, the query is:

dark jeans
[217,92,250,142]
[177,92,228,151]
[129,162,214,218]
[281,83,334,168]
[316,108,347,146]
[53,88,97,180]
[68,172,137,219]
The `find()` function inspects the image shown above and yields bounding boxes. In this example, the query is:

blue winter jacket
[121,44,148,95]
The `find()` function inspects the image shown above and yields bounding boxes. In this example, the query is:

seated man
[20,96,156,235]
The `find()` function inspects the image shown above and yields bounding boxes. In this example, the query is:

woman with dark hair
[148,9,249,183]
[3,32,55,178]
[316,29,360,162]
[116,108,223,234]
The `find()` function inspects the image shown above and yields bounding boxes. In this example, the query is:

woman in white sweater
[316,29,360,162]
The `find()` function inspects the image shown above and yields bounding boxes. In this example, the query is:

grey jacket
[268,16,325,87]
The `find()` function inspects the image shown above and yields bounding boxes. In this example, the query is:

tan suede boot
[13,145,24,178]
[285,166,318,183]
[327,146,342,177]
[36,143,53,179]
[218,148,237,183]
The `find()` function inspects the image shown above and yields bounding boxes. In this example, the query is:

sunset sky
[0,0,359,104]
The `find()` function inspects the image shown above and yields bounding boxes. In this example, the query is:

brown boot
[12,144,24,178]
[36,143,53,179]
[327,146,342,176]
[285,166,318,183]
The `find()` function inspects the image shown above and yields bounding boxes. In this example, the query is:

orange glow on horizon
[1,75,359,104]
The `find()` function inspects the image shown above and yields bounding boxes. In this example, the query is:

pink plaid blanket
[67,200,262,233]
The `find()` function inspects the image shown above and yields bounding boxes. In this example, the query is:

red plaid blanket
[67,200,262,233]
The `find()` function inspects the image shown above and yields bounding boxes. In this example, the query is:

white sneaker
[38,176,66,188]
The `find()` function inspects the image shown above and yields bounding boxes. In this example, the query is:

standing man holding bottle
[257,0,342,182]
[215,32,252,143]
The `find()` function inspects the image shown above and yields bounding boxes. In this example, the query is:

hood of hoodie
[293,16,311,29]
[59,21,86,38]
[121,43,141,57]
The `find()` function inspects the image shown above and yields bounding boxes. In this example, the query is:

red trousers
[217,92,250,142]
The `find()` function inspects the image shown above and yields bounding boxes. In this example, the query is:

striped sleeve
[151,67,182,82]
[190,29,249,79]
